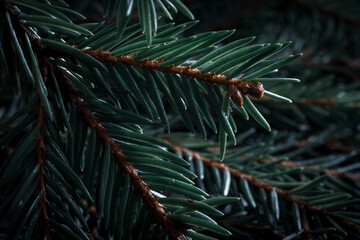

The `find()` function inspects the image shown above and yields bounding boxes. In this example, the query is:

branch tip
[81,49,265,105]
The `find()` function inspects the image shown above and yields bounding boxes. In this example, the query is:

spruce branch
[168,142,360,234]
[52,67,187,240]
[2,0,358,238]
[35,55,51,239]
[4,3,266,108]
[207,146,360,180]
[29,41,265,107]
[80,49,265,102]
[3,3,237,238]
[3,3,190,238]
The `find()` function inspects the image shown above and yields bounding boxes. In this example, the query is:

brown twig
[35,56,51,239]
[81,49,265,101]
[167,142,360,234]
[218,221,287,239]
[300,206,314,240]
[54,68,186,240]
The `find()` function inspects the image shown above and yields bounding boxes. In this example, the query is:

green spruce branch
[170,142,360,234]
[1,0,359,239]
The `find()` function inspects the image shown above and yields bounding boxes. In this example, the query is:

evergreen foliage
[0,0,359,239]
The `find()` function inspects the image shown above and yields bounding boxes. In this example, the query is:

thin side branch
[54,67,186,240]
[81,49,265,100]
[35,56,51,239]
[6,3,52,236]
[169,142,360,234]
[207,146,360,180]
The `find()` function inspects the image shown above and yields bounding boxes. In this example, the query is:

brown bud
[238,81,264,98]
[227,85,243,106]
